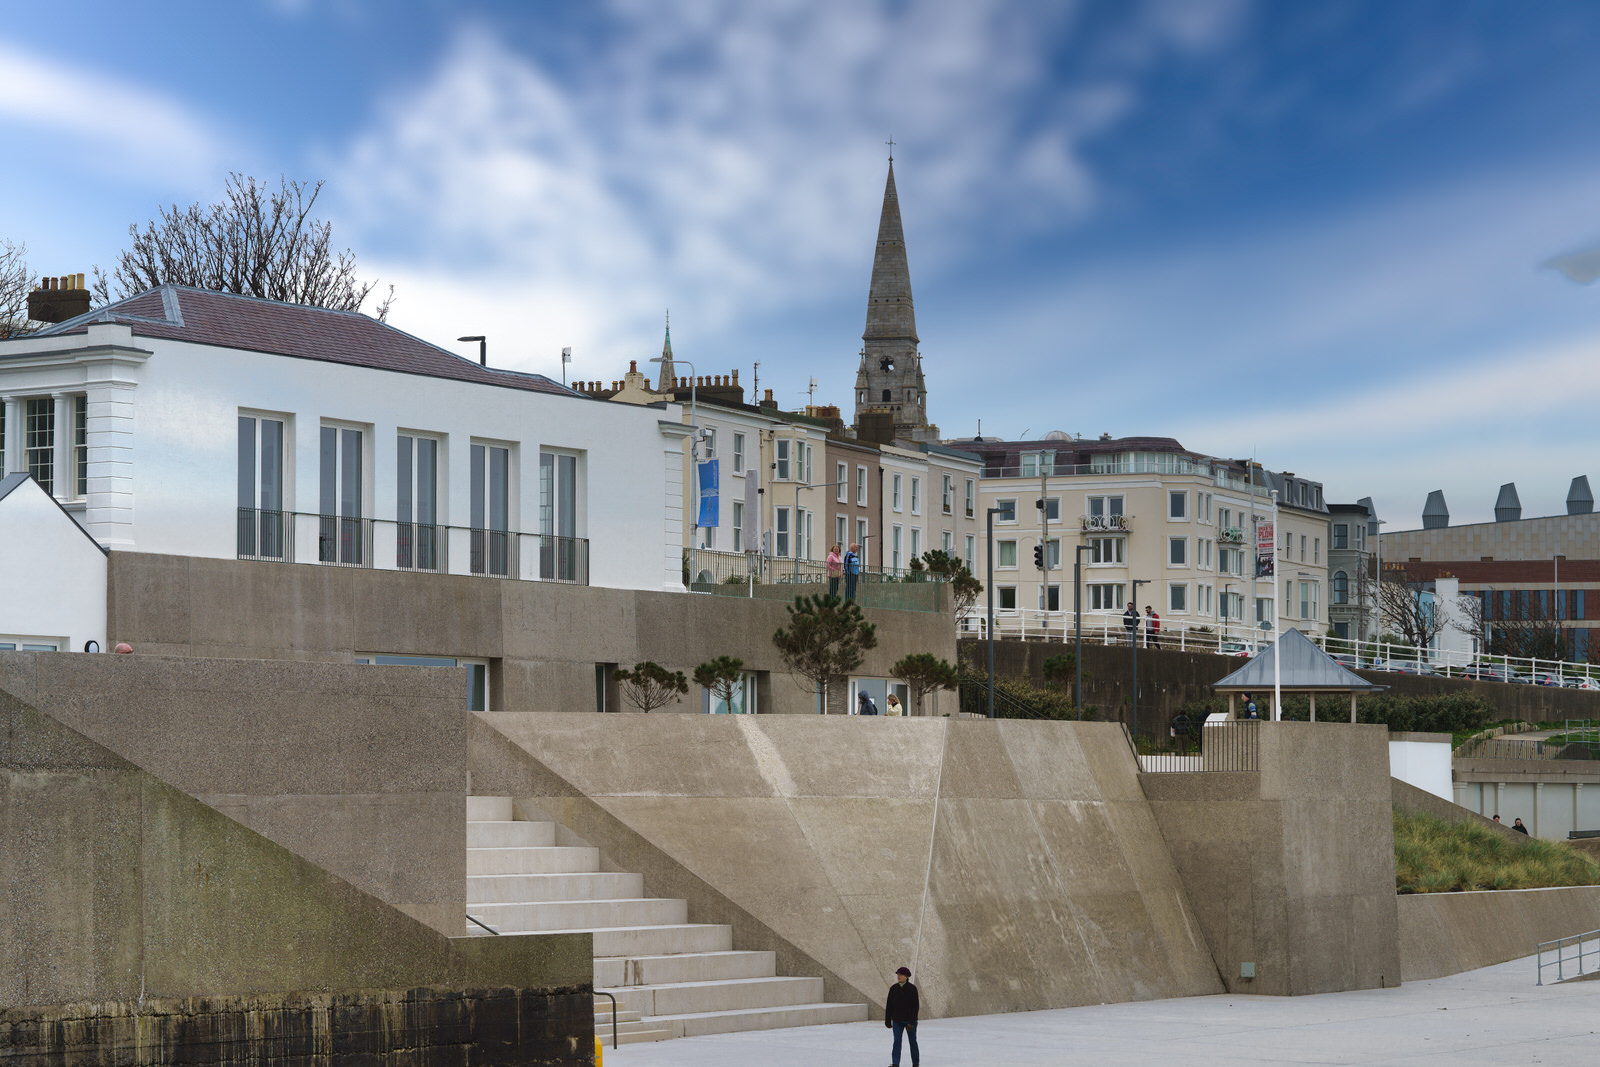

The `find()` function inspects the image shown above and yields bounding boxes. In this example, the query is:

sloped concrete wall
[469,713,1224,1018]
[0,689,590,1011]
[1399,886,1600,981]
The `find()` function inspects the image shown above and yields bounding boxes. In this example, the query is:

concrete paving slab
[598,955,1600,1066]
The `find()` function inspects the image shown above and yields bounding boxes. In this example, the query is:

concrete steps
[464,795,866,1042]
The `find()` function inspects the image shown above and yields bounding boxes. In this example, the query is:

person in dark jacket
[885,966,919,1067]
[1123,602,1139,646]
[1514,818,1530,835]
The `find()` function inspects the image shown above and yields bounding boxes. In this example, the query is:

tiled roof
[36,286,580,398]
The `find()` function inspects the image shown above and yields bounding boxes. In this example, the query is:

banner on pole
[1255,519,1275,577]
[697,459,719,528]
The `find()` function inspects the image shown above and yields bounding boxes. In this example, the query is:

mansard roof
[34,285,579,398]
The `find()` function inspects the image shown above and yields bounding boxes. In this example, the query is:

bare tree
[1376,571,1448,652]
[1486,596,1568,661]
[104,174,393,320]
[0,240,37,339]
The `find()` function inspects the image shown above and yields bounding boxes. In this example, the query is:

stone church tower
[853,159,938,443]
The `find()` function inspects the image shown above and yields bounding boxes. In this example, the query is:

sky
[4,0,1600,530]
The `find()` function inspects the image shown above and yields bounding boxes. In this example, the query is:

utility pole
[1132,577,1151,746]
[1074,544,1091,716]
[987,507,1000,719]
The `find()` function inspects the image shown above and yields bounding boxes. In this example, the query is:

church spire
[862,161,918,344]
[655,310,676,392]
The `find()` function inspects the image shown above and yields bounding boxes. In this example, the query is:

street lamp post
[1131,577,1151,745]
[650,355,697,588]
[987,507,1001,719]
[1074,543,1091,716]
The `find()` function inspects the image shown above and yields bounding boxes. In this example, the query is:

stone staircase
[464,797,868,1041]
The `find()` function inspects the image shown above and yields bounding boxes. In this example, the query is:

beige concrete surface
[107,551,958,715]
[1399,885,1600,981]
[599,954,1595,1067]
[472,713,1224,1019]
[1142,722,1401,996]
[0,689,589,1008]
[0,650,469,934]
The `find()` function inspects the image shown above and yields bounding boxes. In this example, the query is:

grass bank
[1394,810,1600,893]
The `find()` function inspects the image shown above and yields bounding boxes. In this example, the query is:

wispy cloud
[0,41,224,185]
[332,1,1240,374]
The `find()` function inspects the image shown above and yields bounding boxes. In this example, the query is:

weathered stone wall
[108,552,957,716]
[470,713,1224,1018]
[0,651,469,935]
[0,987,592,1066]
[1142,722,1401,996]
[1398,885,1600,981]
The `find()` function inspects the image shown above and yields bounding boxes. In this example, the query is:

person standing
[826,543,843,598]
[1146,605,1161,650]
[1514,818,1530,835]
[1241,692,1258,719]
[844,542,863,601]
[885,694,903,716]
[885,966,919,1067]
[1123,602,1139,646]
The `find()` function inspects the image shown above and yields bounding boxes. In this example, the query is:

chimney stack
[27,272,91,324]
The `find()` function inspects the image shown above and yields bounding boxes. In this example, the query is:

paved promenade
[603,955,1597,1066]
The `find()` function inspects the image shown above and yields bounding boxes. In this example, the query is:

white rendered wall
[2,325,684,592]
[1389,739,1453,801]
[0,479,107,651]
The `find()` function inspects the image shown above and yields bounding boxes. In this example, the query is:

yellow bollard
[595,1035,603,1066]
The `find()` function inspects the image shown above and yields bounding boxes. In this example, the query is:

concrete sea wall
[1399,886,1600,981]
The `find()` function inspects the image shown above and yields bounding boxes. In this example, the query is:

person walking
[844,542,863,601]
[826,543,843,598]
[1241,692,1258,719]
[885,966,919,1067]
[1146,605,1161,650]
[1123,602,1139,646]
[886,694,903,716]
[856,691,879,716]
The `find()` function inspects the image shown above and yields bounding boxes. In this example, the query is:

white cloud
[332,1,1226,376]
[0,41,224,184]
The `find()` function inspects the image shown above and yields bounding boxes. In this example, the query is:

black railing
[1139,719,1259,773]
[470,527,514,577]
[397,522,446,572]
[319,514,372,567]
[540,534,588,583]
[237,507,291,561]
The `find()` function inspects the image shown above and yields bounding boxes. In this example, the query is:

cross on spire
[886,136,895,162]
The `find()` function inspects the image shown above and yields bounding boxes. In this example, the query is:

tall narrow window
[892,474,902,511]
[732,432,745,474]
[397,435,440,570]
[836,461,847,502]
[732,500,745,552]
[237,414,286,559]
[473,443,511,576]
[540,451,580,581]
[965,479,975,517]
[25,398,53,494]
[775,439,790,480]
[775,506,790,557]
[942,475,953,514]
[73,394,88,498]
[892,525,903,572]
[911,477,921,515]
[835,514,847,547]
[857,466,868,506]
[856,517,869,554]
[319,426,365,565]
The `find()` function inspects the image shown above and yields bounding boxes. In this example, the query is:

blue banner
[697,459,719,527]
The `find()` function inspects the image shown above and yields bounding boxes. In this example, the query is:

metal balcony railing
[237,507,291,561]
[396,522,447,572]
[1080,514,1131,532]
[539,534,589,584]
[318,514,373,567]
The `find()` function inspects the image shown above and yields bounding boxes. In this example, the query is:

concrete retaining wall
[1399,886,1600,981]
[0,651,469,934]
[108,552,957,716]
[470,713,1225,1018]
[0,689,590,1017]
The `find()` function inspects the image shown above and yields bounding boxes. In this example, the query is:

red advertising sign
[1255,520,1275,578]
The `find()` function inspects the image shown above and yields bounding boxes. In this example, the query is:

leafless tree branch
[0,240,39,339]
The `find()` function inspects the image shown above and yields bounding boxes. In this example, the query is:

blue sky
[5,1,1600,529]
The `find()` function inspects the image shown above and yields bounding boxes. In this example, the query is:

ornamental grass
[1394,810,1600,894]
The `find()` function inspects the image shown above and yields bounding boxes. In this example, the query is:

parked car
[1528,672,1568,687]
[1372,659,1442,676]
[1460,663,1531,684]
[1565,677,1600,690]
[1328,653,1373,671]
[1215,639,1255,658]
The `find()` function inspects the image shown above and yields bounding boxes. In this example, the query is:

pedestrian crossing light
[1033,544,1045,570]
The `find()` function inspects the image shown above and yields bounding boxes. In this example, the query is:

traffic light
[1033,544,1045,570]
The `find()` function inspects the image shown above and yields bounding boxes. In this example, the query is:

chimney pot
[629,360,637,373]
[732,370,739,383]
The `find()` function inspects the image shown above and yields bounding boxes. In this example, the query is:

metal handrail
[465,914,499,935]
[594,991,619,1049]
[1537,928,1600,984]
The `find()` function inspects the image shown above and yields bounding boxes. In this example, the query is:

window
[997,586,1018,610]
[775,439,791,480]
[800,507,814,560]
[800,442,813,484]
[857,517,870,554]
[892,474,903,511]
[1301,581,1318,619]
[704,670,758,715]
[1040,497,1061,521]
[1332,571,1348,604]
[1045,539,1061,568]
[733,501,745,552]
[1039,584,1061,611]
[776,507,790,557]
[942,476,953,514]
[1283,529,1290,551]
[1089,583,1126,611]
[910,527,921,561]
[1333,524,1348,549]
[1086,495,1125,529]
[964,535,975,571]
[1313,537,1321,564]
[832,514,846,549]
[73,394,87,498]
[995,499,1016,522]
[397,434,441,570]
[997,540,1018,568]
[892,525,903,571]
[733,432,745,474]
[539,449,582,577]
[857,466,868,506]
[1300,535,1307,562]
[1021,451,1055,477]
[910,477,921,515]
[473,443,512,576]
[1169,491,1187,520]
[1357,525,1365,549]
[702,426,716,459]
[1169,537,1187,566]
[965,479,975,517]
[1256,598,1273,626]
[237,414,286,559]
[320,424,366,565]
[942,531,952,553]
[25,398,53,494]
[1089,537,1124,564]
[836,461,847,501]
[1170,584,1187,613]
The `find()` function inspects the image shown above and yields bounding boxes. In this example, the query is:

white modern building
[0,286,688,595]
[0,472,107,652]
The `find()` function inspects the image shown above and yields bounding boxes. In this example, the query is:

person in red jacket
[885,966,919,1067]
[1146,605,1162,649]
